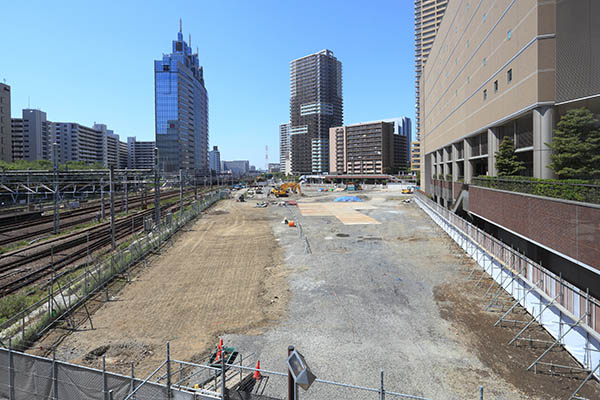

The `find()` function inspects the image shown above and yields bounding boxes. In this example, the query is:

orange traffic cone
[253,360,262,380]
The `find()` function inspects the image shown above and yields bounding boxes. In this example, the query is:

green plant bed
[473,176,600,204]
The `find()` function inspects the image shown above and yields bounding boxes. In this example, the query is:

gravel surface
[225,188,589,400]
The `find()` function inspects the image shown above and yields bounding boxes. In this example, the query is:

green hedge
[473,176,600,204]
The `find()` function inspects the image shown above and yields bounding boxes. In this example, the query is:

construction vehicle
[271,182,302,197]
[345,182,362,191]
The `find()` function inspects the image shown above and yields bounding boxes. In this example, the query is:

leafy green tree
[548,107,600,179]
[495,136,525,176]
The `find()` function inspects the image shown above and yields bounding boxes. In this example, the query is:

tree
[495,136,525,176]
[548,107,600,179]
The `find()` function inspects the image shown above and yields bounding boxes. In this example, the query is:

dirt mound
[83,342,155,369]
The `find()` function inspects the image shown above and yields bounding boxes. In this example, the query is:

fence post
[8,339,14,400]
[221,348,226,399]
[102,356,107,400]
[379,369,384,400]
[110,166,116,251]
[130,362,136,399]
[52,350,58,400]
[21,301,25,347]
[479,385,484,399]
[166,342,172,400]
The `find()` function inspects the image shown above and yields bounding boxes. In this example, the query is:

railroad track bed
[0,189,190,248]
[0,192,204,296]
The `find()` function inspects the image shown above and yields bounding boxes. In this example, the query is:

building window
[483,89,487,100]
[507,30,512,40]
[507,69,513,83]
[494,80,498,93]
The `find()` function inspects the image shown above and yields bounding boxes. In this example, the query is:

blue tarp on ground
[334,196,362,202]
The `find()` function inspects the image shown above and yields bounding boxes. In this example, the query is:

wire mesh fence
[0,190,228,351]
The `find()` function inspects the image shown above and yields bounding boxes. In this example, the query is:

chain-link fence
[0,347,221,400]
[0,190,228,351]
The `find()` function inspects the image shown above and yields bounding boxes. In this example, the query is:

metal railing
[415,191,600,384]
[472,177,600,205]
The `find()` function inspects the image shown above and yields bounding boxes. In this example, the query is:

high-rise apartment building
[127,137,156,169]
[155,24,208,173]
[0,83,12,162]
[279,122,290,166]
[209,146,221,174]
[52,122,105,165]
[421,0,600,190]
[414,0,448,141]
[11,109,52,162]
[290,49,343,175]
[329,121,395,175]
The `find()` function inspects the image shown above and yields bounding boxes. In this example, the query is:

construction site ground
[36,196,289,379]
[32,186,600,399]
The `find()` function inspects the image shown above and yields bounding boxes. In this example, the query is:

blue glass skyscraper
[155,23,208,173]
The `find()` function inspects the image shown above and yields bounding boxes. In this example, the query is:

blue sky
[0,0,415,167]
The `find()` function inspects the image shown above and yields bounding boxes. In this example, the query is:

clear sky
[0,0,415,168]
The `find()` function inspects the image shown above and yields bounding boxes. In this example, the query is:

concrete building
[0,83,12,162]
[393,133,410,170]
[329,121,395,175]
[155,24,209,173]
[290,50,343,174]
[411,141,421,172]
[414,0,449,141]
[420,0,600,191]
[127,137,156,169]
[209,145,221,174]
[93,124,119,168]
[279,123,290,167]
[11,109,52,162]
[222,160,249,177]
[118,141,128,169]
[268,163,280,173]
[52,122,104,165]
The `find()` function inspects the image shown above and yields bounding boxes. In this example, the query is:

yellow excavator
[271,182,302,197]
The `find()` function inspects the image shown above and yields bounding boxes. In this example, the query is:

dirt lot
[38,198,289,375]
[29,186,600,399]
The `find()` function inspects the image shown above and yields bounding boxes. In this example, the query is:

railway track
[0,199,192,296]
[0,188,222,295]
[0,189,188,247]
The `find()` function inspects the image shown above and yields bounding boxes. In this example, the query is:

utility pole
[194,174,198,200]
[109,166,116,250]
[124,175,129,213]
[154,148,160,226]
[179,169,184,216]
[53,143,60,234]
[100,177,105,219]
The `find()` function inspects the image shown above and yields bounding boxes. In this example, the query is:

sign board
[286,350,316,391]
